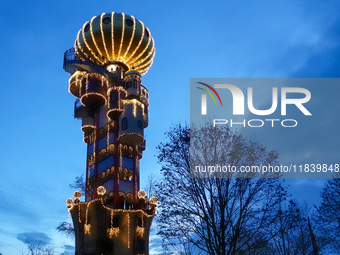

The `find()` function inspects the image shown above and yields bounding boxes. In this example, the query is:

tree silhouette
[264,199,317,254]
[156,124,286,255]
[317,177,340,252]
[56,175,85,237]
[18,240,55,255]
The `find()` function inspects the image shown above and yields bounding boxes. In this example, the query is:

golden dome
[75,12,155,75]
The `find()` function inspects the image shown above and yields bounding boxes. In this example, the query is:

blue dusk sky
[0,1,339,254]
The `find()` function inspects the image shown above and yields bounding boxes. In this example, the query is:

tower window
[137,120,143,129]
[145,28,149,38]
[110,91,118,102]
[126,81,132,89]
[103,17,111,25]
[84,23,90,32]
[125,19,133,27]
[122,117,128,130]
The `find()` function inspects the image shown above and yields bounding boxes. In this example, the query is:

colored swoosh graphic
[197,87,217,105]
[197,82,223,106]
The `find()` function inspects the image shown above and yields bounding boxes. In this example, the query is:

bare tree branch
[156,124,285,254]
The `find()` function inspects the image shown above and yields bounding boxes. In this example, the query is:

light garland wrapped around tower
[63,11,157,255]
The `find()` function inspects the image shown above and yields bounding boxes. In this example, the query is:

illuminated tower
[63,12,157,255]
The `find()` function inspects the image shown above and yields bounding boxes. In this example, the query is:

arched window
[137,120,143,129]
[126,81,132,89]
[111,91,118,102]
[122,117,128,130]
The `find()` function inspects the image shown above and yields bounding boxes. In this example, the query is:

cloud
[17,232,52,245]
[279,17,340,78]
[285,178,327,206]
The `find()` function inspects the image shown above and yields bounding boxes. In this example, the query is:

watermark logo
[196,82,223,115]
[200,83,311,116]
[194,80,312,128]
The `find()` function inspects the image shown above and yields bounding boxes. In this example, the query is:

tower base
[70,199,155,255]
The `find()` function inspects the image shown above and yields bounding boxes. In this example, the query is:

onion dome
[75,12,155,75]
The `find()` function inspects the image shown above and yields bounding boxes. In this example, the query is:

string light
[136,226,145,237]
[138,190,146,199]
[107,86,127,113]
[108,227,120,238]
[150,197,158,205]
[74,12,155,74]
[69,200,155,247]
[108,210,119,237]
[66,13,158,253]
[111,12,115,59]
[117,13,125,61]
[84,223,91,234]
[82,125,95,133]
[141,211,144,227]
[129,29,151,65]
[132,37,155,66]
[88,152,95,166]
[107,144,115,155]
[118,133,144,143]
[127,213,130,248]
[122,16,136,60]
[125,21,145,63]
[75,36,87,60]
[97,186,106,196]
[100,13,110,60]
[119,144,122,169]
[133,53,155,75]
[137,61,154,75]
[73,191,82,204]
[133,49,155,70]
[131,49,155,76]
[98,148,107,161]
[82,22,98,64]
[122,99,145,117]
[74,34,80,56]
[88,17,105,65]
[107,118,110,148]
[75,31,91,61]
[80,73,108,106]
[90,16,103,60]
[135,182,138,199]
[69,198,155,218]
[68,198,156,242]
[66,198,74,209]
[89,129,96,195]
[85,202,91,234]
[68,71,87,97]
[78,205,81,223]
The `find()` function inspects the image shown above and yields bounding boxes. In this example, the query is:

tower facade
[63,12,156,255]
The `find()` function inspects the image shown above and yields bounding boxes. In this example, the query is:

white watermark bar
[190,78,340,178]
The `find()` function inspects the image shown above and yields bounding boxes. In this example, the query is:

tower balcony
[63,48,119,83]
[74,98,91,119]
